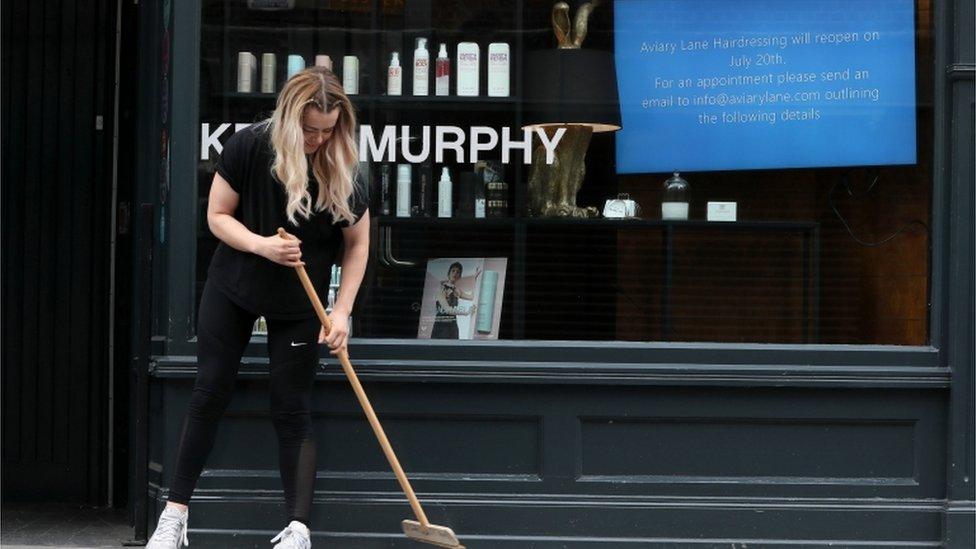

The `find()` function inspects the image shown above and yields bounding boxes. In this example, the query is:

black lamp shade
[522,48,621,132]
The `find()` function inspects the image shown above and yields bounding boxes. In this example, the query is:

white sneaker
[146,505,189,548]
[270,520,311,549]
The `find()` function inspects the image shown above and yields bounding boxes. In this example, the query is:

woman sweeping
[146,67,369,549]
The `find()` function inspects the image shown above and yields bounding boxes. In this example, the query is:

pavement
[1,502,136,548]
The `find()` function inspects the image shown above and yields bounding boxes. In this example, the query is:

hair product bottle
[417,161,433,217]
[437,167,453,217]
[476,270,498,333]
[387,52,402,96]
[457,172,478,217]
[413,38,429,96]
[286,54,305,80]
[285,55,305,79]
[456,42,480,96]
[237,52,257,92]
[435,43,450,96]
[314,55,332,70]
[380,164,392,215]
[342,55,359,94]
[396,164,412,217]
[487,42,510,97]
[474,176,486,218]
[359,159,373,207]
[260,53,276,93]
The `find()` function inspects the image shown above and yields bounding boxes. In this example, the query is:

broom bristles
[401,520,465,548]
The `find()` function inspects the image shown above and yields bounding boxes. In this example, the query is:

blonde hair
[268,66,360,226]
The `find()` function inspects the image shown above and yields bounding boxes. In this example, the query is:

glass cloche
[661,171,690,220]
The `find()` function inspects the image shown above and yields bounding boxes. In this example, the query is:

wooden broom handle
[276,228,430,529]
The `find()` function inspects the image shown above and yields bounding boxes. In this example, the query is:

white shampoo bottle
[342,55,359,94]
[456,42,480,97]
[260,53,276,93]
[438,167,453,218]
[413,38,429,96]
[396,164,412,217]
[237,52,256,92]
[487,42,510,97]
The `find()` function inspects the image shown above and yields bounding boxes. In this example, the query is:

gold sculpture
[528,1,602,218]
[553,0,598,49]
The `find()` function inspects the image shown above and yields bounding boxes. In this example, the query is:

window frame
[157,0,951,370]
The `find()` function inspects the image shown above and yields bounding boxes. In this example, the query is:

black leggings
[168,281,320,526]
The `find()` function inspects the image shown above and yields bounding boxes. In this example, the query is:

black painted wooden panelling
[1,0,115,504]
[147,375,948,547]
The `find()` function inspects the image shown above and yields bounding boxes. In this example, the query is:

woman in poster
[145,67,369,549]
[431,262,480,339]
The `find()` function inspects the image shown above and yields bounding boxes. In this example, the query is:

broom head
[401,520,465,548]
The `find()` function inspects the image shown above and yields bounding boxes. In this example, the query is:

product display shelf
[523,218,820,230]
[375,216,821,231]
[218,91,519,111]
[375,216,516,228]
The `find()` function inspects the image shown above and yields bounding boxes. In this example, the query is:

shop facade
[131,0,974,546]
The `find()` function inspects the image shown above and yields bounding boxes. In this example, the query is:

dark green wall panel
[145,371,948,546]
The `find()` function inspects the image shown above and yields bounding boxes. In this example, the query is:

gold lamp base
[528,125,600,218]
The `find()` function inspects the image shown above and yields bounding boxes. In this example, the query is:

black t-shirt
[208,121,368,319]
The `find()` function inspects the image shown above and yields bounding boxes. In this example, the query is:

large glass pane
[196,0,934,345]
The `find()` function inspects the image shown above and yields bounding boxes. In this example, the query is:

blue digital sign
[614,0,917,173]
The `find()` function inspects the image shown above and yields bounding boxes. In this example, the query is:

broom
[277,228,465,549]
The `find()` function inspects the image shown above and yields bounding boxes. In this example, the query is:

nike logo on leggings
[290,341,308,347]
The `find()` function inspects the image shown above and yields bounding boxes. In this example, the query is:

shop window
[196,0,933,345]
